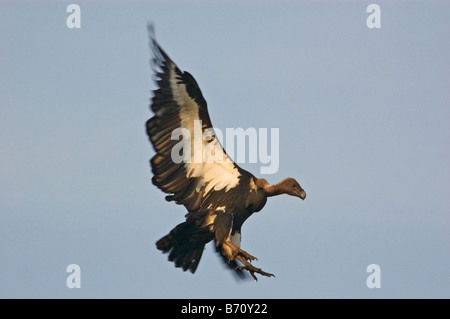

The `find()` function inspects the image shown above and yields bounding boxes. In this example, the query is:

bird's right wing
[146,25,243,213]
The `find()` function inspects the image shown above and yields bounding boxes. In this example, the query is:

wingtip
[147,22,164,70]
[147,21,159,50]
[147,21,155,39]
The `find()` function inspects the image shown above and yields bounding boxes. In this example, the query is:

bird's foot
[233,252,274,281]
[238,249,257,262]
[229,248,257,262]
[235,264,275,281]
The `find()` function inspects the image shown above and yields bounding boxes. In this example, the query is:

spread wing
[146,25,242,213]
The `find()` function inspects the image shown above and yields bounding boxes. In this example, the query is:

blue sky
[1,0,449,298]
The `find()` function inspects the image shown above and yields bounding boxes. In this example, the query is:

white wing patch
[168,63,240,195]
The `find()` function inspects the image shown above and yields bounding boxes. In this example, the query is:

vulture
[146,25,306,280]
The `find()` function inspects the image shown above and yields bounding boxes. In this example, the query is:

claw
[228,247,257,262]
[240,251,257,261]
[225,241,272,280]
[235,264,275,281]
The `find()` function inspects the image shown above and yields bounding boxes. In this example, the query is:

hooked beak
[298,189,306,200]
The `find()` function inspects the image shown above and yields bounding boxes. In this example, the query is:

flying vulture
[146,25,306,280]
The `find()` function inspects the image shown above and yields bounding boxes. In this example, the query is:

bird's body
[146,25,306,280]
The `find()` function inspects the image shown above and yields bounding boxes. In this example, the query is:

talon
[228,248,257,263]
[238,250,257,261]
[235,264,274,280]
[225,242,271,280]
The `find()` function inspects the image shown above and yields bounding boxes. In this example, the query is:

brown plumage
[146,25,306,280]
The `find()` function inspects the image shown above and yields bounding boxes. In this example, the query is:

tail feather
[156,220,213,273]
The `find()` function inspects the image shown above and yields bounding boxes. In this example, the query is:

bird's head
[264,177,306,200]
[280,177,306,200]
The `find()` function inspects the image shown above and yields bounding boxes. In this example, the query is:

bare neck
[262,178,291,197]
[259,178,285,197]
[264,184,282,197]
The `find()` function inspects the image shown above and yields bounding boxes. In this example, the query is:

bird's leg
[222,240,273,280]
[234,255,275,281]
[225,241,257,262]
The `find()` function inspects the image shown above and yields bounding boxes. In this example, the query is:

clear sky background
[1,0,449,298]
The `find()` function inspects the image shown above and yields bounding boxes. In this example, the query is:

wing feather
[147,27,242,214]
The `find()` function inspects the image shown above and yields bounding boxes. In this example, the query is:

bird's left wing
[146,26,242,213]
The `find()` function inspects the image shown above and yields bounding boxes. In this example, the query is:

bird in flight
[146,25,306,280]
